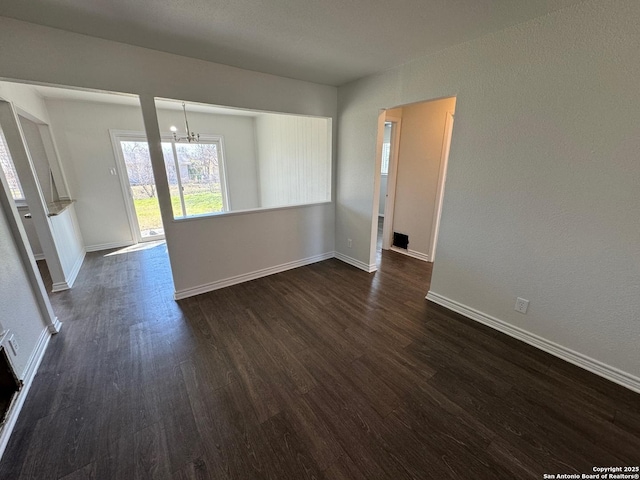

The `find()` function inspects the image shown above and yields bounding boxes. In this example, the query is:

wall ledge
[426,290,640,394]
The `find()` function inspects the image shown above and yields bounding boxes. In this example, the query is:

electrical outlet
[347,238,352,248]
[515,297,529,314]
[8,335,19,356]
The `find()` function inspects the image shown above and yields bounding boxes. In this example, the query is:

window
[113,134,229,239]
[381,142,391,175]
[0,131,25,201]
[161,137,228,218]
[381,122,392,175]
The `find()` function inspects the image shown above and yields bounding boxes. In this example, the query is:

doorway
[377,118,401,253]
[112,134,164,242]
[374,97,456,266]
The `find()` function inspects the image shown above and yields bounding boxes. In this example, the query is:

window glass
[118,140,163,238]
[0,130,26,201]
[381,122,392,175]
[160,139,227,218]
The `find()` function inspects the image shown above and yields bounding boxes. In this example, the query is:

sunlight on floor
[104,240,166,257]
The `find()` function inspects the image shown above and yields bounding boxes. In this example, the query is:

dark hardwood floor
[1,243,639,479]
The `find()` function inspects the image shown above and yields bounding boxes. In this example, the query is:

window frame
[0,130,26,202]
[166,134,230,219]
[111,130,231,234]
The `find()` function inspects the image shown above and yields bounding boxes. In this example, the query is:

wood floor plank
[271,373,344,470]
[323,454,368,480]
[1,246,638,479]
[58,462,96,480]
[304,385,414,480]
[93,432,136,480]
[260,411,325,480]
[133,422,172,480]
[172,457,211,480]
[485,437,544,480]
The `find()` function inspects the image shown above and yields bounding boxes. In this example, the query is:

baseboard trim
[48,316,62,334]
[334,252,377,273]
[0,326,52,459]
[51,280,70,292]
[85,241,135,253]
[174,252,336,300]
[64,250,86,289]
[390,246,430,262]
[425,291,640,394]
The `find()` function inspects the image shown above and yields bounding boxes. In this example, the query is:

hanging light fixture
[170,102,200,143]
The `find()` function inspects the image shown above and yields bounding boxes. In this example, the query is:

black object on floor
[393,232,409,249]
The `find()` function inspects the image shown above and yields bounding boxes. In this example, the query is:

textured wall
[0,201,47,378]
[337,0,640,378]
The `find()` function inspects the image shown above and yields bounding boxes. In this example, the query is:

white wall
[49,204,85,285]
[391,97,455,258]
[0,199,48,378]
[0,17,336,297]
[46,99,262,249]
[16,205,43,257]
[0,80,79,284]
[45,100,144,249]
[0,82,51,125]
[256,114,331,208]
[0,82,52,259]
[19,115,56,203]
[336,0,640,386]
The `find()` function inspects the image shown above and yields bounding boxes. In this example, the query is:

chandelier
[170,102,200,143]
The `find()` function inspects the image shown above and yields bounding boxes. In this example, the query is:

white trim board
[50,250,85,292]
[334,252,377,273]
[48,316,62,334]
[65,249,86,289]
[0,325,52,459]
[51,280,70,292]
[426,291,640,394]
[85,241,135,253]
[174,252,335,300]
[390,246,430,262]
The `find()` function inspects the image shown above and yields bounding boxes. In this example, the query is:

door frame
[429,111,454,262]
[380,115,402,250]
[110,130,164,243]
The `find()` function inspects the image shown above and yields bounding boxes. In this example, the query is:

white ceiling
[0,0,585,86]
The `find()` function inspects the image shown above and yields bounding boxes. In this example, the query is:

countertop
[20,199,75,218]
